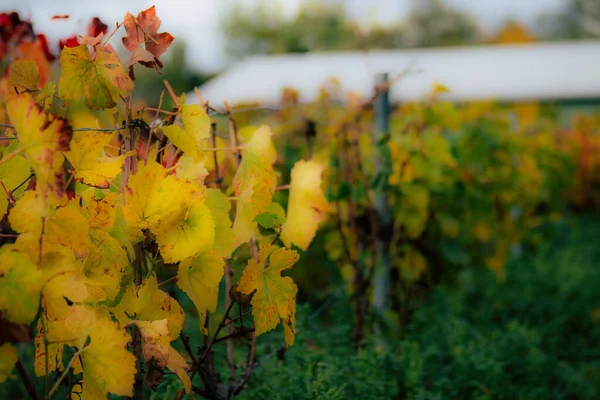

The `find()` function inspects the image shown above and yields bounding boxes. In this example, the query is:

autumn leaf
[65,131,131,188]
[81,315,136,398]
[112,275,184,340]
[34,317,65,376]
[281,160,332,250]
[6,92,72,199]
[0,343,18,383]
[125,161,200,230]
[124,161,207,251]
[122,6,174,74]
[155,201,216,264]
[8,59,40,92]
[135,320,191,393]
[161,125,202,160]
[59,43,133,109]
[177,250,224,334]
[176,155,208,184]
[18,37,52,85]
[0,246,44,325]
[9,193,90,261]
[161,94,211,160]
[237,244,299,346]
[41,258,88,321]
[232,125,277,245]
[82,190,119,229]
[204,189,236,258]
[181,93,211,141]
[34,306,96,376]
[87,17,108,38]
[82,229,129,302]
[0,145,31,219]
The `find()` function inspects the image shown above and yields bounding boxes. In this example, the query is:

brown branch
[157,275,177,287]
[163,80,179,108]
[210,123,220,189]
[142,107,178,116]
[179,332,201,374]
[16,357,41,400]
[48,346,87,398]
[213,327,255,345]
[198,301,235,366]
[101,20,124,45]
[224,311,252,328]
[224,262,236,387]
[232,332,257,396]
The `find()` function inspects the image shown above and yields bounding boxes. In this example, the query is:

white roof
[190,40,600,107]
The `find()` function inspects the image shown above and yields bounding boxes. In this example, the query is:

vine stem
[198,301,235,365]
[16,357,41,400]
[101,20,124,45]
[48,346,87,398]
[157,275,177,287]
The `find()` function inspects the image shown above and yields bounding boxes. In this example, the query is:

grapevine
[0,7,330,399]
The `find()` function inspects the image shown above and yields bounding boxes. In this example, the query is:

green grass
[241,214,600,399]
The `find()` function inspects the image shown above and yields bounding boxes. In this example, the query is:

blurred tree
[132,40,211,108]
[221,0,481,61]
[222,1,363,60]
[536,0,600,39]
[401,0,480,47]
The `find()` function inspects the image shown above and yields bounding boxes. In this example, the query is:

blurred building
[190,40,600,121]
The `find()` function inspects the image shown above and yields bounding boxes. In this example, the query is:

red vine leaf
[121,6,174,77]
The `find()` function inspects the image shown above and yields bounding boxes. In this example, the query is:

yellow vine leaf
[82,230,129,302]
[42,259,88,321]
[6,92,72,199]
[34,318,64,376]
[0,149,31,220]
[18,38,51,85]
[136,320,191,393]
[176,155,209,184]
[177,250,224,334]
[112,275,184,340]
[0,246,44,324]
[59,43,133,109]
[10,195,91,262]
[82,191,119,229]
[281,160,332,250]
[160,94,210,160]
[155,201,215,264]
[124,161,204,241]
[65,131,131,188]
[161,125,202,160]
[232,125,277,245]
[181,94,211,141]
[204,189,236,258]
[8,59,40,92]
[81,315,136,398]
[36,82,56,111]
[44,200,91,258]
[237,244,299,346]
[35,306,96,377]
[0,343,18,383]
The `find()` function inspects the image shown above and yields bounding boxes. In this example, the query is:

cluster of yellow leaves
[0,7,335,395]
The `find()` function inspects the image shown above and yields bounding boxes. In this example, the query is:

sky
[1,0,568,72]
